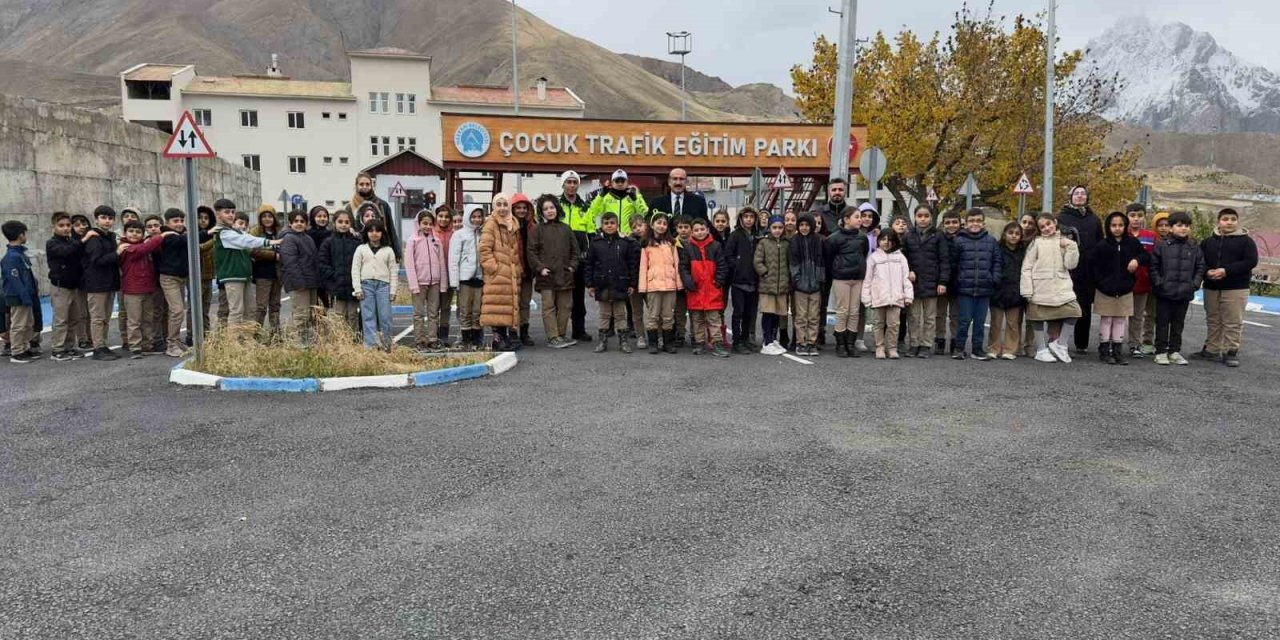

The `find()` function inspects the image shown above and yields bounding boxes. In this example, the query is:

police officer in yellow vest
[558,170,595,343]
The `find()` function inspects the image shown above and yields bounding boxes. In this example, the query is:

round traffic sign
[290,194,304,206]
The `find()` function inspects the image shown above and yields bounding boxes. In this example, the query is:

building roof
[348,47,431,60]
[431,85,583,110]
[361,149,447,177]
[122,64,190,82]
[182,75,356,101]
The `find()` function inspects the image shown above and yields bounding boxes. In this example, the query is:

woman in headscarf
[479,193,523,351]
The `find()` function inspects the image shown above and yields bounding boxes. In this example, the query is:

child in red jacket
[1126,203,1158,357]
[118,220,173,358]
[678,219,730,357]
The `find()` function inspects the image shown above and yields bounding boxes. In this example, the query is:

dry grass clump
[191,311,487,378]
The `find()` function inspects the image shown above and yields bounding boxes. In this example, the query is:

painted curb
[169,353,516,392]
[319,374,411,391]
[220,377,320,393]
[412,363,489,387]
[487,351,518,375]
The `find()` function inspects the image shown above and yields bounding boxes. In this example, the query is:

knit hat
[92,205,116,219]
[857,202,878,213]
[559,170,581,185]
[767,215,785,227]
[257,203,276,214]
[1150,211,1170,230]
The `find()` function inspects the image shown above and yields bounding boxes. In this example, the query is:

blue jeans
[955,295,990,353]
[360,279,393,348]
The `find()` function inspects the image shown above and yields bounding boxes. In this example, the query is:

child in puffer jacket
[861,231,913,359]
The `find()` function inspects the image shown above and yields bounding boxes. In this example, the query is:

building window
[192,109,212,127]
[338,113,348,121]
[239,110,258,128]
[381,136,390,156]
[339,157,349,165]
[369,92,380,113]
[408,94,416,114]
[370,136,379,156]
[396,93,405,114]
[323,156,333,165]
[242,154,260,172]
[321,112,331,120]
[380,93,389,113]
[397,136,405,151]
[370,92,389,113]
[288,156,307,174]
[325,200,336,207]
[287,111,305,129]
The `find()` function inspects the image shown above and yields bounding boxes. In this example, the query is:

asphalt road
[3,297,1279,639]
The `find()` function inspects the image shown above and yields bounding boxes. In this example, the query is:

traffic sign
[708,199,718,210]
[162,111,215,159]
[858,146,887,188]
[926,186,939,203]
[390,182,408,199]
[291,194,304,207]
[1012,172,1035,195]
[770,167,793,190]
[956,173,979,196]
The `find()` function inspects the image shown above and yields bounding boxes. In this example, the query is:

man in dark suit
[648,168,709,223]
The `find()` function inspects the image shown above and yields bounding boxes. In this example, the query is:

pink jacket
[639,242,682,293]
[404,230,446,292]
[861,249,914,308]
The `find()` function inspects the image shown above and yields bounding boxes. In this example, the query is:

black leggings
[761,313,779,346]
[731,288,759,344]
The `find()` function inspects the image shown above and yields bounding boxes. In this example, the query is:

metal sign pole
[1018,193,1027,217]
[183,157,204,360]
[965,180,975,211]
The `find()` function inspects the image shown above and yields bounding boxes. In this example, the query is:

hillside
[0,0,767,121]
[0,57,118,111]
[1108,123,1280,193]
[619,54,733,93]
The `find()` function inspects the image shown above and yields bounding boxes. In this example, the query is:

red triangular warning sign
[163,111,216,159]
[1012,172,1035,195]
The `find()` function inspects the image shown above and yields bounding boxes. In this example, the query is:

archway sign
[441,114,870,177]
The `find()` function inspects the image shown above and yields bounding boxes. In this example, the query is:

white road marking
[783,353,814,365]
[1243,320,1271,328]
[393,326,414,343]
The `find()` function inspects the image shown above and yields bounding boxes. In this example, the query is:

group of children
[2,183,1262,366]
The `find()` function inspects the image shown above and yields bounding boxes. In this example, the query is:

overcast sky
[518,0,1280,91]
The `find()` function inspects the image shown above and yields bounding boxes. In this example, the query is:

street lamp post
[667,31,693,121]
[829,0,858,183]
[512,0,522,192]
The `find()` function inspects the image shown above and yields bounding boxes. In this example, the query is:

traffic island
[169,320,517,392]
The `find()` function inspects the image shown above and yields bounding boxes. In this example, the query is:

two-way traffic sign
[1012,172,1035,195]
[162,111,215,159]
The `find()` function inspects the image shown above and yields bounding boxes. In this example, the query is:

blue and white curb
[169,352,517,392]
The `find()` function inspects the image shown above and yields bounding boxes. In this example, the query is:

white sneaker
[1154,353,1170,365]
[1000,353,1016,361]
[765,341,786,356]
[1049,342,1072,363]
[1034,348,1056,363]
[854,339,869,353]
[1170,352,1189,366]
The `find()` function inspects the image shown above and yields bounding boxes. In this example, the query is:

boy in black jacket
[156,208,190,357]
[1149,211,1206,366]
[1198,208,1259,367]
[82,205,122,360]
[903,205,951,358]
[585,212,640,353]
[46,212,86,360]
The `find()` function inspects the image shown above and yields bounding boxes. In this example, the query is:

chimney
[536,77,548,101]
[267,54,282,78]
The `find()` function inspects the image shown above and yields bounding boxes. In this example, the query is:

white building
[120,48,584,215]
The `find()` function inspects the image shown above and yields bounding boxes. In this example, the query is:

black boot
[648,330,660,354]
[593,331,609,353]
[438,324,450,342]
[817,328,827,346]
[662,329,677,354]
[934,337,946,355]
[836,331,849,358]
[1112,342,1128,366]
[780,326,791,352]
[849,332,863,358]
[1100,342,1112,363]
[520,323,534,346]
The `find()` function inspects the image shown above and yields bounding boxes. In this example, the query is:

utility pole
[1041,0,1056,213]
[511,0,522,193]
[829,0,858,182]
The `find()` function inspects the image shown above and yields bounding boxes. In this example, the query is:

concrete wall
[0,94,260,293]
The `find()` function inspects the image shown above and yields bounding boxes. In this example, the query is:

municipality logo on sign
[454,122,491,158]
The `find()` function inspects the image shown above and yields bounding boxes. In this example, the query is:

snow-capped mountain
[1082,16,1280,134]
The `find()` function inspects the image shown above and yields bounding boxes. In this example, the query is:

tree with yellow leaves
[791,3,1143,217]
